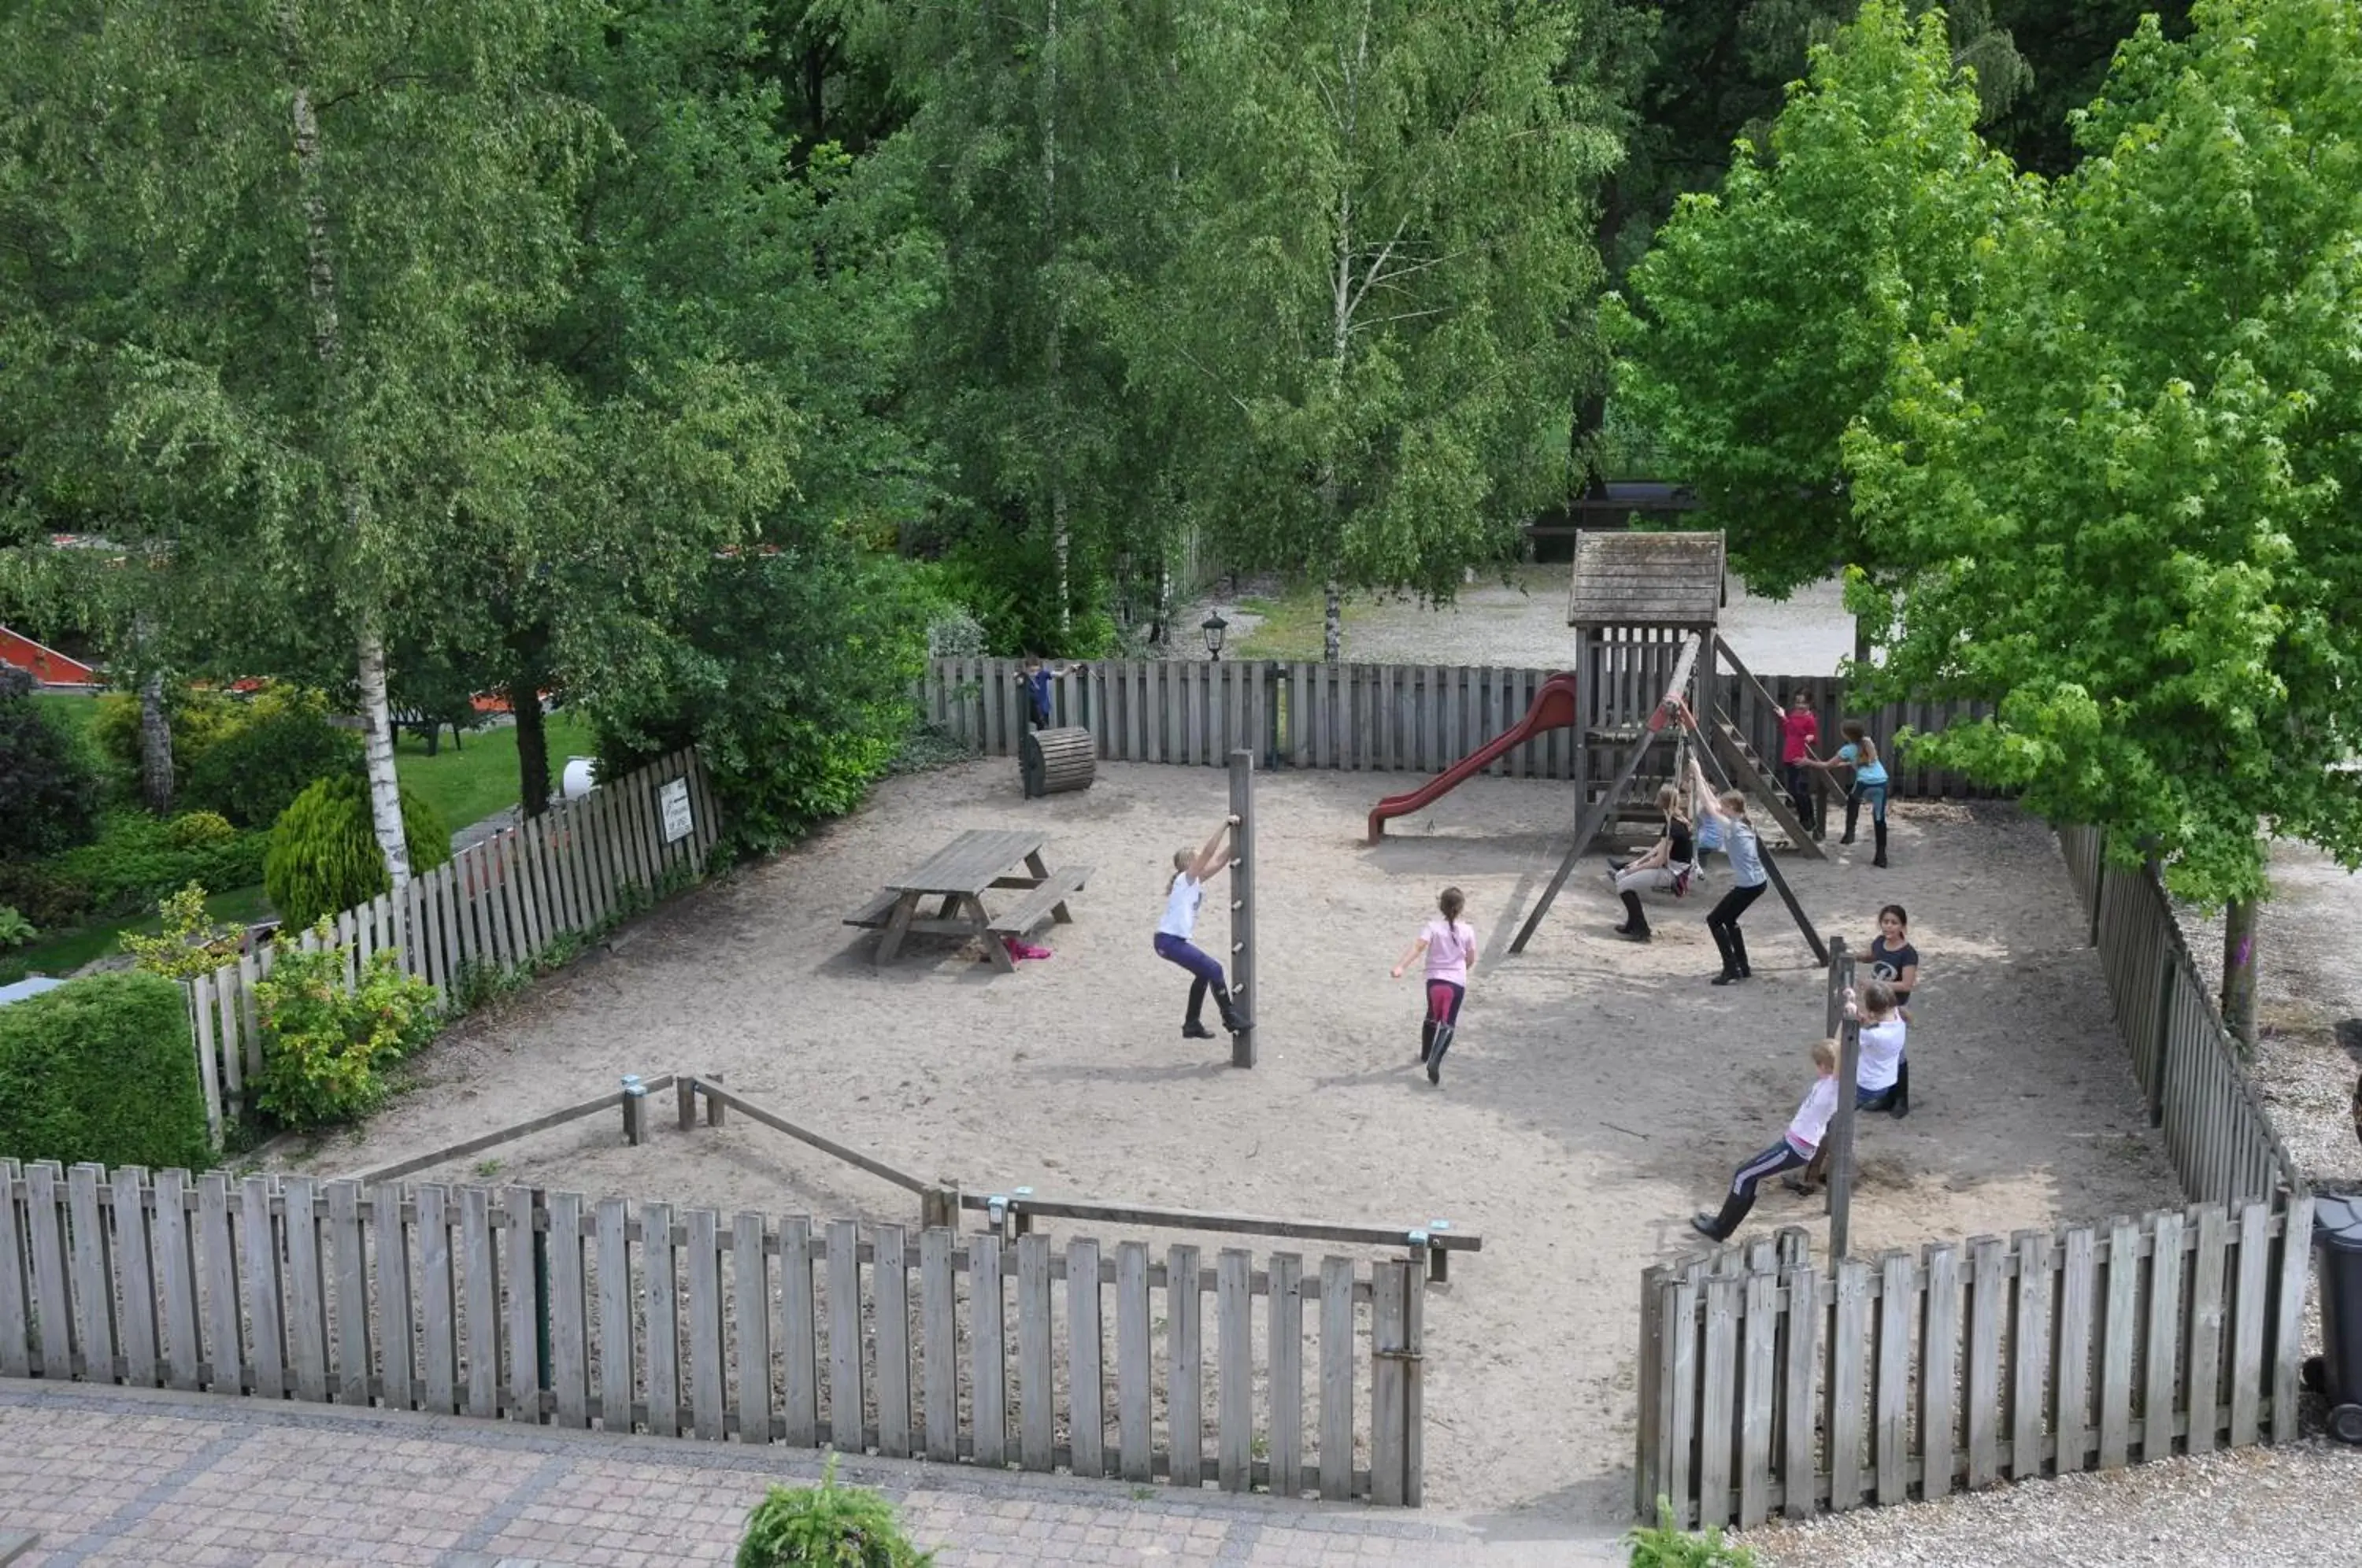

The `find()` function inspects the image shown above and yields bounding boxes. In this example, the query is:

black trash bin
[2312,1194,2362,1444]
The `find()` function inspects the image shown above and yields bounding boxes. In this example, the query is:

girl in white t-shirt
[1694,1036,1841,1241]
[1154,817,1247,1040]
[1391,887,1478,1085]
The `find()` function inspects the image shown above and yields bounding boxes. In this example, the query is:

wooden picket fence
[0,1159,1426,1504]
[2057,826,2305,1210]
[1638,1197,2315,1529]
[184,749,719,1141]
[922,659,2005,797]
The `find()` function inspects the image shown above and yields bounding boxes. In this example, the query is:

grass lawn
[394,712,598,833]
[0,883,277,986]
[31,690,101,738]
[1227,585,1364,660]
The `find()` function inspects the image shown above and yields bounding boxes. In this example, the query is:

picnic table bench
[844,828,1089,972]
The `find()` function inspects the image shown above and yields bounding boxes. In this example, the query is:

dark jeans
[1702,1138,1812,1239]
[1154,933,1228,1023]
[1782,762,1816,828]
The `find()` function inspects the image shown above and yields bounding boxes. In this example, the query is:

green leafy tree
[1607,0,2030,601]
[1844,0,2362,914]
[0,666,102,856]
[1142,0,1620,661]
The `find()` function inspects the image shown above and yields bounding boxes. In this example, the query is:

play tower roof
[1564,529,1725,629]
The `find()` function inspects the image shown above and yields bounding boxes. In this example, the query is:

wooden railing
[2057,826,2305,1210]
[183,749,719,1141]
[1638,1199,2313,1529]
[0,1158,1427,1505]
[922,659,2005,797]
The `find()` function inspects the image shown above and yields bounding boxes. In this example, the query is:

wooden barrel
[1021,727,1096,798]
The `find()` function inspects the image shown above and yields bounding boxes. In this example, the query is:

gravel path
[1741,1440,2362,1566]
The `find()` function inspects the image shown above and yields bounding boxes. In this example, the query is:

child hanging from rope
[1692,1034,1841,1241]
[1155,816,1249,1041]
[1392,887,1478,1085]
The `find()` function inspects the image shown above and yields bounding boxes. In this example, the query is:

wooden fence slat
[2142,1209,2185,1463]
[1216,1248,1250,1492]
[153,1169,201,1392]
[1269,1252,1305,1498]
[2271,1193,2314,1444]
[1170,1244,1204,1490]
[327,1180,370,1406]
[502,1187,539,1423]
[233,1174,283,1401]
[2053,1226,2096,1474]
[23,1164,73,1381]
[1827,1259,1870,1512]
[742,1212,783,1445]
[109,1167,158,1389]
[827,1219,864,1452]
[1917,1242,1960,1501]
[2185,1206,2227,1455]
[687,1208,725,1441]
[417,1184,457,1415]
[1666,1263,1702,1525]
[197,1171,239,1394]
[190,974,224,1146]
[1964,1237,2005,1488]
[921,1226,958,1463]
[1697,1270,1739,1526]
[1875,1252,1913,1504]
[1780,1262,1820,1519]
[2012,1230,2053,1481]
[2099,1216,2140,1467]
[596,1198,632,1433]
[1116,1240,1152,1482]
[374,1184,413,1411]
[1371,1260,1409,1507]
[643,1200,679,1439]
[875,1224,912,1459]
[776,1215,814,1446]
[1739,1264,1778,1526]
[1014,1232,1056,1471]
[1072,1238,1106,1480]
[972,1231,1007,1466]
[66,1165,117,1383]
[1318,1256,1354,1501]
[460,1185,499,1418]
[548,1192,588,1429]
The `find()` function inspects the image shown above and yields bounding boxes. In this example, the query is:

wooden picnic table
[844,828,1090,972]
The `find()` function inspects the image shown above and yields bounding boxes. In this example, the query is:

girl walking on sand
[1155,817,1249,1041]
[1392,888,1478,1085]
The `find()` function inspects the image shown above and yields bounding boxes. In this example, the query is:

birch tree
[1145,0,1619,660]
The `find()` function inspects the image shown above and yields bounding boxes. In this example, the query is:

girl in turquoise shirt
[1805,720,1890,867]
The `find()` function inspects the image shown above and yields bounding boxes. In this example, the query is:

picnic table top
[884,829,1047,897]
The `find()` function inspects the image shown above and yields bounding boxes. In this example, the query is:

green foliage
[735,1456,935,1568]
[0,906,35,949]
[0,666,103,857]
[91,686,242,784]
[182,686,365,829]
[265,775,453,930]
[31,812,270,925]
[1606,0,2029,598]
[253,924,440,1130]
[165,811,238,849]
[1845,0,2362,900]
[0,970,213,1169]
[118,883,242,982]
[1625,1499,1755,1567]
[589,545,933,857]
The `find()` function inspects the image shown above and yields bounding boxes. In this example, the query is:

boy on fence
[1692,1035,1840,1241]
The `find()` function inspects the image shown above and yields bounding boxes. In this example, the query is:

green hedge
[0,971,213,1170]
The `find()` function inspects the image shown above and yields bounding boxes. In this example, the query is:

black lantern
[1201,609,1230,660]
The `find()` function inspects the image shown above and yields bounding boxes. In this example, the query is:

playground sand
[305,761,2180,1526]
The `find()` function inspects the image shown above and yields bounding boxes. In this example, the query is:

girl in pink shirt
[1391,887,1477,1085]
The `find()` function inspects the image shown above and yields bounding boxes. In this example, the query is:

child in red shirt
[1779,695,1821,838]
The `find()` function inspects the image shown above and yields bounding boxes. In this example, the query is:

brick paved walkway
[0,1382,1620,1567]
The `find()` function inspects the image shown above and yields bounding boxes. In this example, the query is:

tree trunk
[1042,0,1071,642]
[2220,897,2259,1052]
[134,615,174,814]
[513,683,550,820]
[1323,573,1344,664]
[285,26,410,891]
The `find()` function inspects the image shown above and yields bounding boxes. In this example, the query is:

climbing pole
[1229,748,1257,1069]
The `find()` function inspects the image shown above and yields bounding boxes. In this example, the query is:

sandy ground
[293,762,2179,1527]
[1179,568,1857,675]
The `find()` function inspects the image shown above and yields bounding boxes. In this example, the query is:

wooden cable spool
[1020,727,1096,798]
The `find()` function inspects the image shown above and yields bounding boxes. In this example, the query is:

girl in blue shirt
[1805,720,1890,867]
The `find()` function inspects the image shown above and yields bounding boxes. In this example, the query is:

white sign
[659,778,693,844]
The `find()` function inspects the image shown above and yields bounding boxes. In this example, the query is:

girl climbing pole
[1156,817,1249,1041]
[1392,887,1478,1085]
[1690,757,1767,986]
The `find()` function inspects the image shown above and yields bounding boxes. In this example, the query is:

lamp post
[1201,609,1230,661]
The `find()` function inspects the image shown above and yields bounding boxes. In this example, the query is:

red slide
[1367,672,1581,844]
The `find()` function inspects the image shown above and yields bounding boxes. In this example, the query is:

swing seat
[1671,861,1703,898]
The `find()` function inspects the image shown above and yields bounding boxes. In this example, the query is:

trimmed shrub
[735,1456,935,1568]
[253,926,439,1130]
[0,666,103,857]
[166,810,238,849]
[43,812,271,921]
[265,775,451,929]
[91,683,242,784]
[182,686,364,828]
[0,970,213,1169]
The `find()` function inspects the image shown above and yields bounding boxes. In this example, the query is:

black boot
[1426,1023,1455,1084]
[1420,1018,1437,1063]
[1690,1185,1753,1241]
[1215,986,1251,1035]
[1872,819,1889,868]
[1709,923,1740,985]
[1841,796,1860,845]
[1729,925,1752,980]
[1183,977,1214,1037]
[1616,890,1652,941]
[1890,1058,1910,1118]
